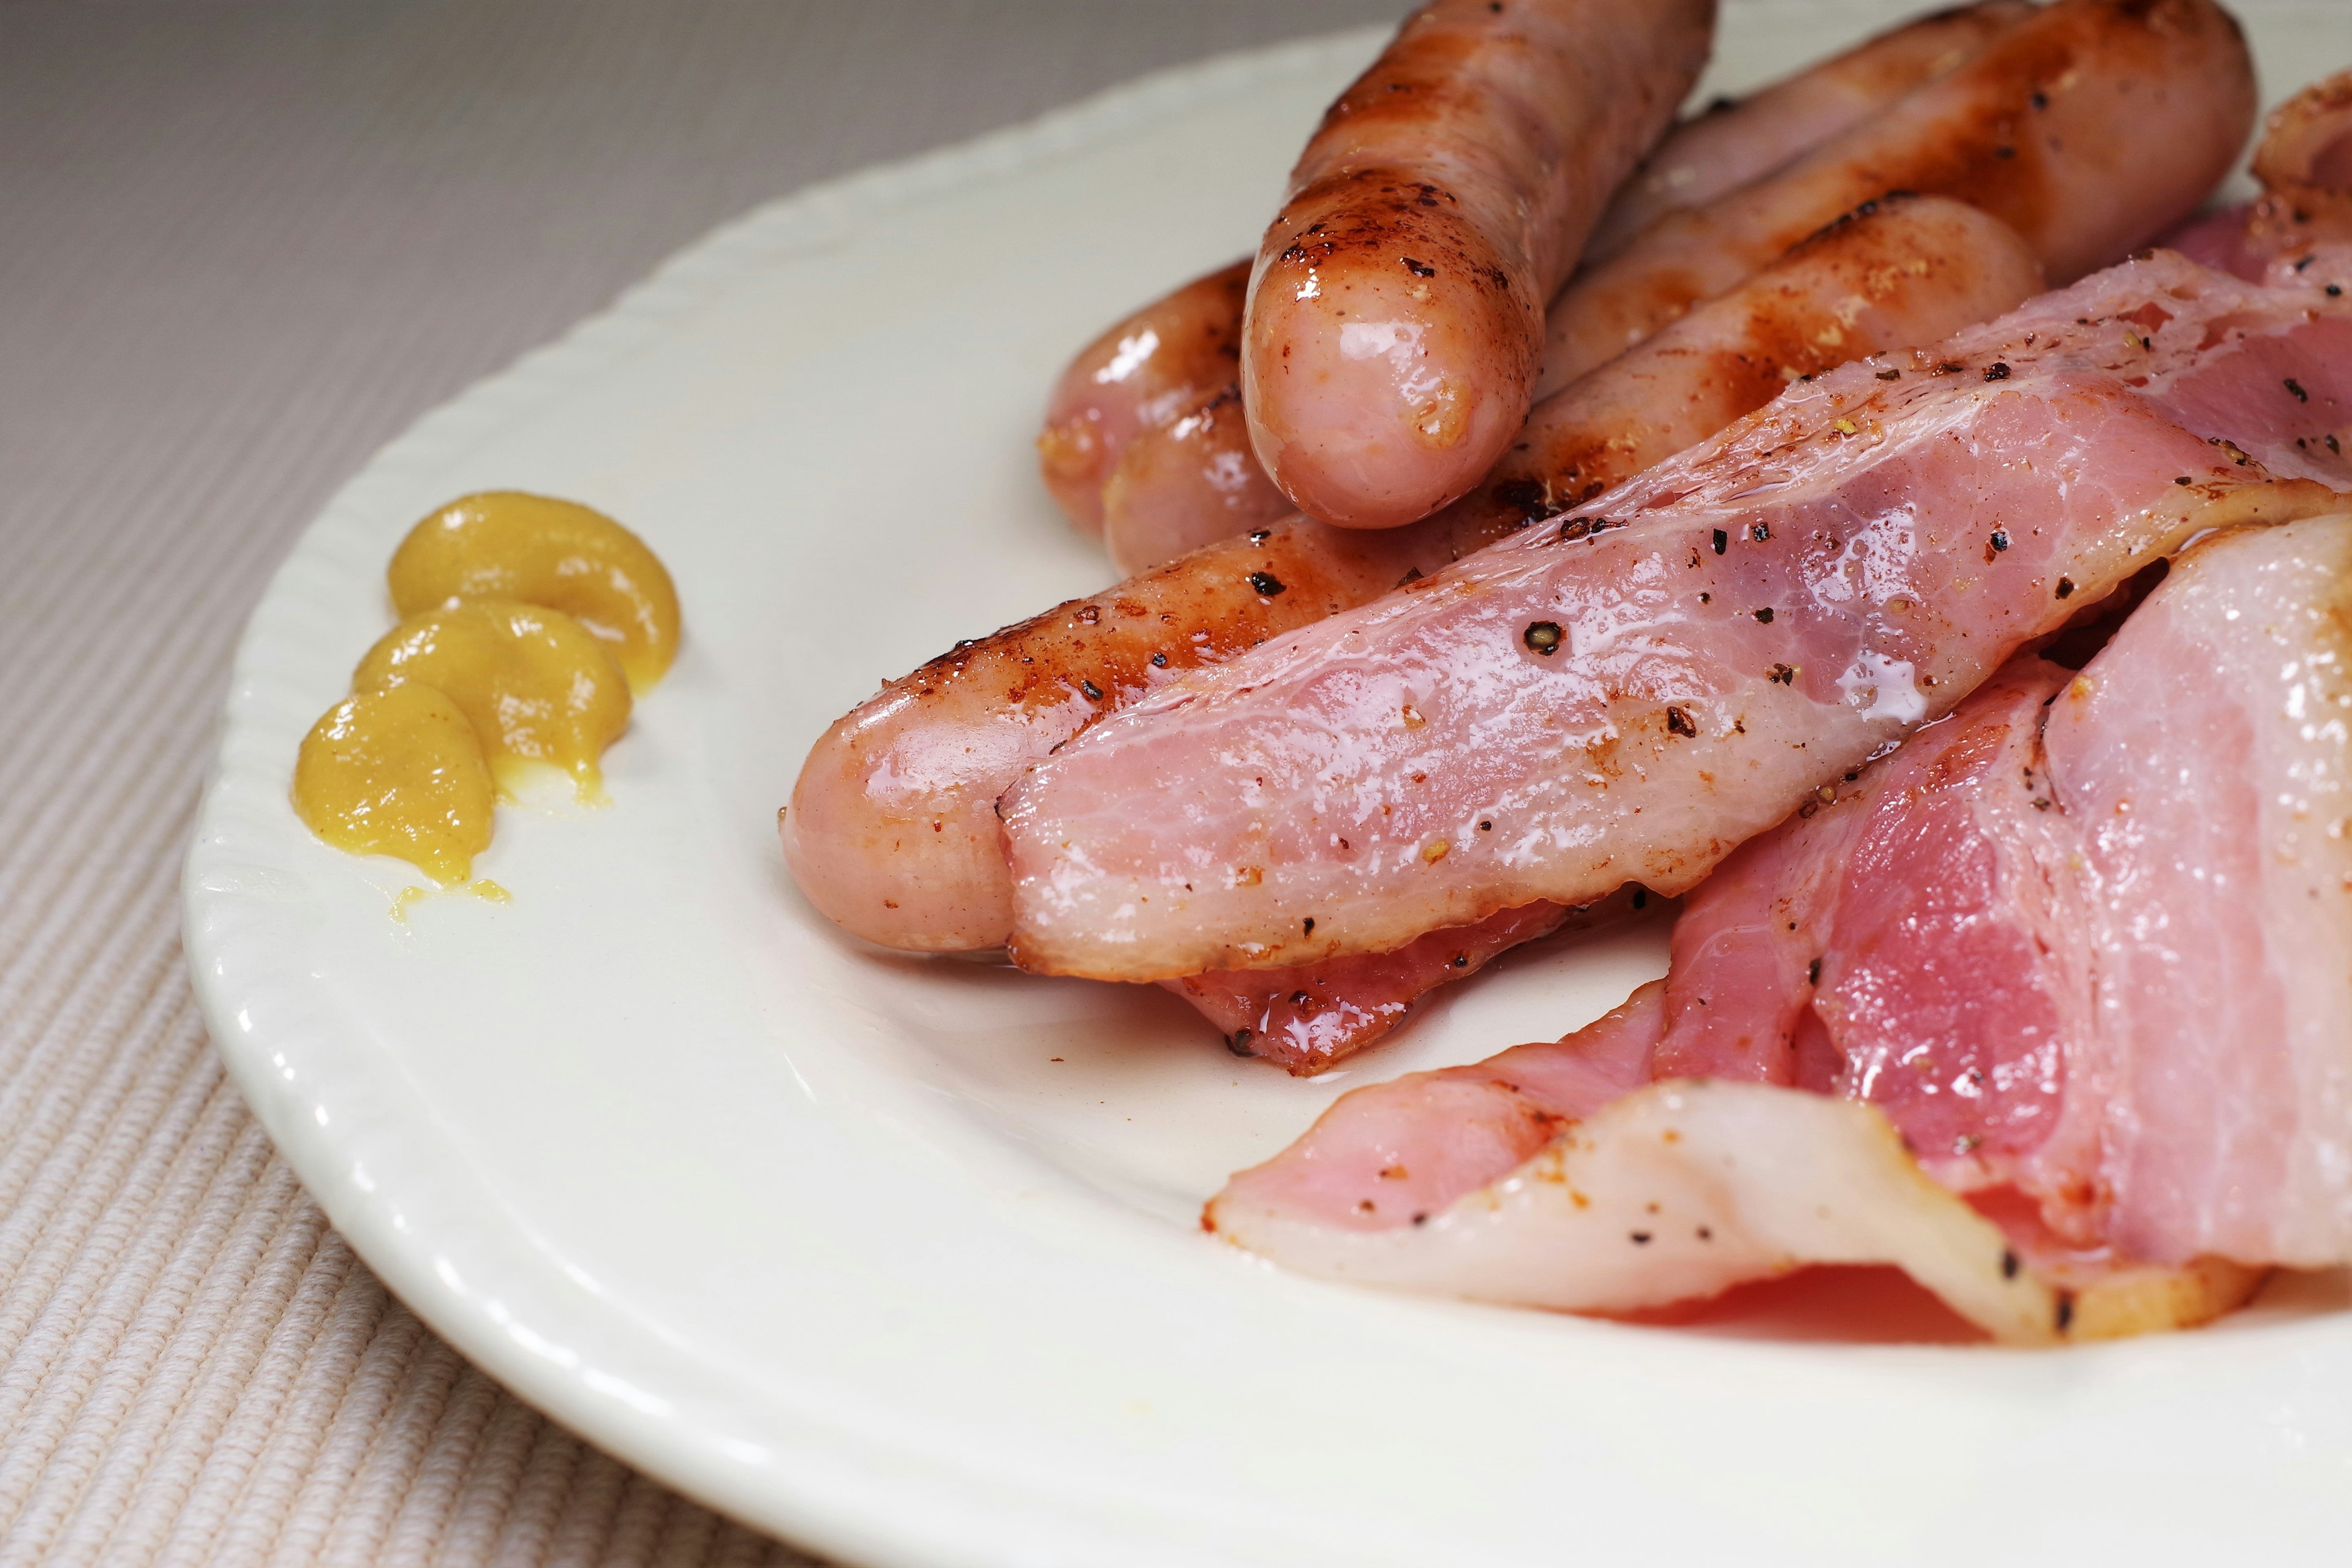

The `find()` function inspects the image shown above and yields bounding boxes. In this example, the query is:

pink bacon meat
[1001,252,2352,981]
[1208,513,2352,1338]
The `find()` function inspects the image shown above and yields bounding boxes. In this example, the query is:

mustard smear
[390,491,681,695]
[292,492,679,891]
[355,600,631,803]
[295,686,495,884]
[390,879,512,922]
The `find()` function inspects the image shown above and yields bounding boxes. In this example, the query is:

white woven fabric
[0,2,1399,1561]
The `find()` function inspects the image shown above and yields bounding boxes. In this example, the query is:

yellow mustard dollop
[354,599,631,802]
[388,492,681,695]
[293,685,496,884]
[292,491,679,890]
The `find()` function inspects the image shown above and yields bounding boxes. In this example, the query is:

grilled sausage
[1539,0,2256,396]
[1585,0,2030,261]
[1036,260,1250,534]
[1242,0,1715,530]
[1067,1,2030,560]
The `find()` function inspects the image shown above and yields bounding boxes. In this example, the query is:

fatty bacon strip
[1208,513,2352,1342]
[1000,250,2352,982]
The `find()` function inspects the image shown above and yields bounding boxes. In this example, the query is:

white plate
[186,7,2352,1564]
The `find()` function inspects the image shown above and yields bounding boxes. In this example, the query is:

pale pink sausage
[1243,0,1715,530]
[1539,0,2256,396]
[1584,0,2031,262]
[1036,260,1249,533]
[782,526,1432,952]
[1100,387,1292,574]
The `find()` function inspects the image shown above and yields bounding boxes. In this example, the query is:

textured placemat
[0,4,1402,1561]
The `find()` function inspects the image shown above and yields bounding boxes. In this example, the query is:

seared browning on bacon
[1585,0,2031,261]
[1036,261,1251,533]
[1166,891,1657,1075]
[1540,0,2255,396]
[1212,514,2352,1336]
[788,199,2040,957]
[998,253,2352,981]
[1244,0,1714,530]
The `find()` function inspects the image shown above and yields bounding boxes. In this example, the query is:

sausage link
[1035,260,1249,533]
[1585,0,2031,262]
[1465,195,2042,526]
[782,525,1429,952]
[1539,0,2255,396]
[1242,0,1714,530]
[1101,387,1293,574]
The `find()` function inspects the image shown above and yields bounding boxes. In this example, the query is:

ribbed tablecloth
[0,4,1403,1561]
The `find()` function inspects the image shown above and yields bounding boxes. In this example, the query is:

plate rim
[179,24,1414,1567]
[178,8,2352,1566]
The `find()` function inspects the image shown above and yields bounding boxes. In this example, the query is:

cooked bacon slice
[1205,980,2070,1344]
[1001,252,2352,981]
[1581,512,2352,1267]
[1213,514,2352,1337]
[1208,1055,2261,1343]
